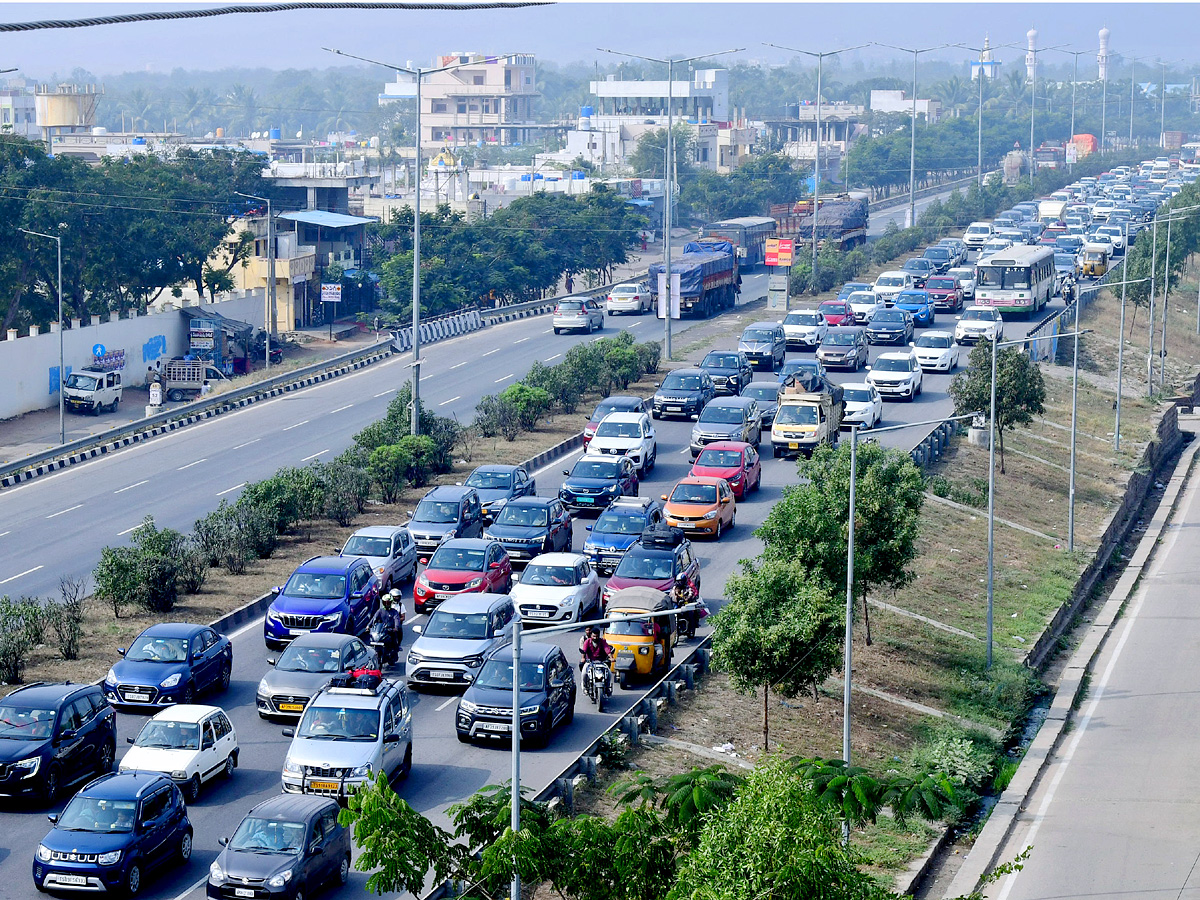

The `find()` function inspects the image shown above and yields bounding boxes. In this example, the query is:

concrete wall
[0,294,265,421]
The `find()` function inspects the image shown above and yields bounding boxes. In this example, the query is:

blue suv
[264,556,381,651]
[33,772,192,896]
[582,496,664,575]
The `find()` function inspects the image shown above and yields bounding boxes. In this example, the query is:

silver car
[553,296,605,334]
[256,632,379,719]
[406,593,515,690]
[340,525,418,592]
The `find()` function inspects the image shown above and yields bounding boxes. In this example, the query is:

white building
[869,90,942,124]
[971,35,1003,81]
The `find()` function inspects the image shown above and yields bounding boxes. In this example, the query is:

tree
[711,559,842,749]
[610,765,744,849]
[949,340,1046,473]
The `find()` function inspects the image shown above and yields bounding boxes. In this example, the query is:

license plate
[436,592,457,600]
[56,875,87,886]
[788,442,799,450]
[278,703,304,712]
[528,610,553,618]
[125,693,150,702]
[429,670,455,679]
[667,406,682,412]
[481,722,510,732]
[576,497,593,504]
[235,890,255,898]
[310,780,339,791]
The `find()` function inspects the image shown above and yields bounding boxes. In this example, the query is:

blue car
[582,496,665,574]
[33,772,192,896]
[264,555,381,651]
[559,455,639,512]
[777,358,827,385]
[104,623,233,709]
[893,290,936,327]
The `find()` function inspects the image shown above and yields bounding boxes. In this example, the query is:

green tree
[611,765,744,848]
[948,340,1046,474]
[368,444,412,504]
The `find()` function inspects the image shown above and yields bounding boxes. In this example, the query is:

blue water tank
[581,105,594,118]
[520,173,532,181]
[269,128,281,140]
[572,171,586,180]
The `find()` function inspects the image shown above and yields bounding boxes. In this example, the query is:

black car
[740,381,780,426]
[560,455,639,512]
[0,682,116,802]
[901,257,936,288]
[920,246,953,273]
[455,642,576,747]
[207,794,351,900]
[463,464,536,523]
[699,350,754,395]
[33,772,191,896]
[866,308,915,345]
[652,368,716,420]
[483,496,573,562]
[104,622,234,709]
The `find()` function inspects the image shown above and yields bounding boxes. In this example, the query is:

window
[473,75,484,85]
[141,790,169,823]
[69,697,94,727]
[457,101,467,114]
[319,808,339,841]
[86,691,108,716]
[191,634,205,658]
[212,712,233,741]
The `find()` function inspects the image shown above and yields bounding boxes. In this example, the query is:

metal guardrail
[0,339,394,488]
[869,172,998,215]
[908,419,958,470]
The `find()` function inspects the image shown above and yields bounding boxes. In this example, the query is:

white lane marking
[176,459,207,471]
[450,361,468,370]
[217,482,246,496]
[282,420,309,431]
[374,388,397,397]
[436,695,458,712]
[232,438,260,450]
[482,348,500,357]
[0,531,9,538]
[543,328,554,333]
[117,523,150,537]
[494,373,514,383]
[329,404,354,414]
[46,504,82,519]
[679,447,691,454]
[113,480,149,494]
[0,565,43,585]
[301,450,329,462]
[439,396,461,406]
[167,874,209,900]
[514,336,530,344]
[544,354,562,362]
[629,321,643,328]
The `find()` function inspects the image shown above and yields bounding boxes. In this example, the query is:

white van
[63,366,123,415]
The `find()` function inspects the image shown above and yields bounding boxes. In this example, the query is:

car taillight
[554,305,561,315]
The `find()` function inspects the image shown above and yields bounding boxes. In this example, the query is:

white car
[1091,198,1116,220]
[955,306,1005,345]
[947,267,976,301]
[119,704,238,802]
[912,330,961,373]
[606,282,653,315]
[866,350,923,401]
[1095,225,1127,252]
[846,290,885,324]
[553,296,605,334]
[780,309,829,349]
[873,271,916,303]
[963,221,995,249]
[840,382,883,429]
[340,525,418,592]
[511,552,601,624]
[980,238,1013,256]
[588,411,657,475]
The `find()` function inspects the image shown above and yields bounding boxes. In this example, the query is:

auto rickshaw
[1080,243,1109,277]
[603,587,677,688]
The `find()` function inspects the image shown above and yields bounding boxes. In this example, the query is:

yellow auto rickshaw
[603,587,677,688]
[1081,243,1109,277]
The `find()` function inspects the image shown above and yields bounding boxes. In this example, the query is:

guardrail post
[680,664,696,689]
[581,755,599,780]
[555,776,574,811]
[621,716,642,744]
[695,648,711,672]
[665,681,679,704]
[640,698,658,732]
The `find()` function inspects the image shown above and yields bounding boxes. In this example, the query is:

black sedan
[559,456,639,513]
[483,496,573,562]
[865,308,915,345]
[699,350,753,395]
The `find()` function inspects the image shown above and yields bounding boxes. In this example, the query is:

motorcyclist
[579,625,615,698]
[371,590,404,666]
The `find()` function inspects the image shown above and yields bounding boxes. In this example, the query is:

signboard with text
[321,283,343,303]
[765,238,794,266]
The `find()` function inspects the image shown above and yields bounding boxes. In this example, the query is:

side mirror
[909,341,916,347]
[267,657,276,667]
[126,736,135,744]
[282,727,295,738]
[47,814,58,824]
[219,837,229,847]
[584,524,592,531]
[660,494,668,501]
[412,624,423,634]
[419,558,429,566]
[563,469,571,476]
[58,729,76,742]
[489,561,501,569]
[117,648,126,657]
[865,365,872,372]
[384,733,400,744]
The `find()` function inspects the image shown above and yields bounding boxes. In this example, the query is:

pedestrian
[200,380,211,398]
[565,273,574,293]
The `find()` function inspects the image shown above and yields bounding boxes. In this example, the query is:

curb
[210,591,275,636]
[942,428,1200,898]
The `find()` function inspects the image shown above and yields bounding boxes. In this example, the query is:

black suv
[0,681,116,802]
[699,350,754,395]
[652,368,716,420]
[456,642,576,747]
[484,496,573,562]
[408,485,485,553]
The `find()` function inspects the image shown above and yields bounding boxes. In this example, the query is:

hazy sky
[0,2,1189,78]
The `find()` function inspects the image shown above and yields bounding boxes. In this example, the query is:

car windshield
[427,545,486,571]
[670,483,717,504]
[595,420,642,439]
[276,643,343,673]
[342,535,391,558]
[1054,254,1076,267]
[134,719,200,750]
[873,310,904,323]
[703,354,740,368]
[495,504,549,527]
[824,331,859,346]
[125,634,189,663]
[474,659,545,691]
[967,225,990,234]
[741,385,778,402]
[775,405,818,425]
[56,796,138,834]
[741,328,775,341]
[522,564,578,587]
[962,309,997,322]
[593,511,645,535]
[662,373,702,391]
[784,312,820,326]
[614,551,674,580]
[875,357,913,372]
[296,705,380,741]
[876,276,903,287]
[698,406,743,425]
[607,618,657,636]
[916,334,953,349]
[843,387,873,403]
[424,610,490,639]
[696,449,744,468]
[466,470,512,490]
[414,499,461,524]
[897,293,927,305]
[0,704,55,740]
[819,302,848,315]
[927,278,955,290]
[229,817,306,854]
[64,373,100,390]
[847,292,876,305]
[283,572,347,601]
[571,460,620,479]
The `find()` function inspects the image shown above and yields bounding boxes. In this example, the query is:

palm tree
[176,87,213,136]
[1000,70,1029,117]
[937,75,972,117]
[224,83,260,137]
[124,88,158,132]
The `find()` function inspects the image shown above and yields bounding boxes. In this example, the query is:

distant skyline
[0,2,1192,79]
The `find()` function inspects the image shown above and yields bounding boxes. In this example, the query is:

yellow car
[661,476,736,540]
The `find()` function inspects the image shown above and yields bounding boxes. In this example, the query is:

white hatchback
[119,704,238,803]
[912,330,961,373]
[512,552,601,624]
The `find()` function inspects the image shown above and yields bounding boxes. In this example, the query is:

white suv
[866,350,923,401]
[954,306,1005,345]
[963,221,995,249]
[873,271,915,303]
[587,411,658,475]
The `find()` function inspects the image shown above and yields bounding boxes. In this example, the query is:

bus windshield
[976,266,1030,290]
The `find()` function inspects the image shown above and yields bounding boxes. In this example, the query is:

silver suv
[553,297,604,334]
[406,593,516,690]
[280,676,412,800]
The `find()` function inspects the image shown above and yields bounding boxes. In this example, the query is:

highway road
[0,261,1071,900]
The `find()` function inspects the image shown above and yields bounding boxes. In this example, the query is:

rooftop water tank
[269,128,281,140]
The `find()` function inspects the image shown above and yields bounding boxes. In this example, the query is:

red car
[413,538,513,615]
[689,441,762,500]
[818,300,853,326]
[923,275,964,313]
[582,396,648,448]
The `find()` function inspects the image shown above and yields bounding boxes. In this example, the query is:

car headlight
[519,704,541,716]
[702,511,718,520]
[209,860,224,881]
[463,655,484,669]
[13,755,40,777]
[408,652,423,666]
[36,844,51,863]
[267,869,294,888]
[416,573,429,587]
[638,646,650,655]
[321,611,342,625]
[375,566,386,576]
[160,673,182,689]
[466,577,484,590]
[350,764,373,777]
[105,667,117,685]
[459,699,478,714]
[482,531,494,541]
[98,850,122,867]
[283,757,302,775]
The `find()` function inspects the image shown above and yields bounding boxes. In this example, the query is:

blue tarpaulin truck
[649,240,739,319]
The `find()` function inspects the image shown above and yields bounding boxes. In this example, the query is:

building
[764,102,866,179]
[0,82,38,139]
[1097,27,1110,81]
[971,35,1002,81]
[869,90,942,124]
[36,82,103,150]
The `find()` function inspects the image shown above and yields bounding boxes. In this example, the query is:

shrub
[230,499,279,560]
[601,343,642,391]
[322,455,370,526]
[500,382,552,431]
[495,394,523,441]
[0,596,45,683]
[194,503,253,575]
[94,545,139,617]
[635,340,661,377]
[368,443,411,503]
[47,577,87,660]
[177,538,208,594]
[544,363,588,414]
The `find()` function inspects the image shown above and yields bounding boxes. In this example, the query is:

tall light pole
[1160,60,1168,148]
[765,42,868,289]
[1128,56,1151,148]
[327,49,515,434]
[20,226,65,444]
[1107,270,1152,453]
[1026,43,1068,179]
[600,46,742,360]
[877,43,953,228]
[234,192,274,372]
[956,42,1020,188]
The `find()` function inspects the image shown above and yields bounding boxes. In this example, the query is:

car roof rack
[324,673,391,695]
[611,495,653,510]
[640,523,685,549]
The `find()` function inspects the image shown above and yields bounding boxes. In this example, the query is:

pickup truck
[162,359,229,402]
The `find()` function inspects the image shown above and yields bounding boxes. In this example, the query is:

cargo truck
[698,217,777,268]
[769,370,844,458]
[649,240,738,319]
[162,359,229,402]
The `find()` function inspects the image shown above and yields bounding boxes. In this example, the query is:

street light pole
[1160,60,1168,148]
[600,46,743,360]
[956,42,1019,188]
[20,227,65,444]
[234,192,274,372]
[1148,214,1158,395]
[1068,286,1080,552]
[1026,44,1068,179]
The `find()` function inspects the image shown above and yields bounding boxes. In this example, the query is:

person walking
[565,273,574,293]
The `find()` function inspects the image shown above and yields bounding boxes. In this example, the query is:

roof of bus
[976,245,1054,266]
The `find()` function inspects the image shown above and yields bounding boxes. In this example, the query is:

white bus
[974,245,1055,316]
[1180,142,1200,171]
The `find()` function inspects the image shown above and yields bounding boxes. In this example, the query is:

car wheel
[180,681,195,705]
[337,854,351,886]
[167,388,184,402]
[292,891,304,900]
[553,327,561,335]
[98,740,115,775]
[218,661,231,692]
[110,398,120,413]
[42,765,59,803]
[564,694,576,725]
[178,830,193,862]
[399,743,413,780]
[714,519,723,540]
[618,671,631,690]
[224,754,236,778]
[124,863,142,897]
[586,319,594,334]
[185,774,201,803]
[651,409,660,420]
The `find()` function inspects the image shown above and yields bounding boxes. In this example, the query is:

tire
[564,694,575,724]
[770,444,778,459]
[337,855,351,886]
[178,830,193,863]
[651,410,660,420]
[553,328,561,335]
[181,681,195,705]
[218,661,231,692]
[98,740,115,776]
[714,519,723,541]
[586,320,594,334]
[124,863,142,897]
[167,388,184,402]
[618,671,630,690]
[185,774,201,804]
[110,398,120,413]
[597,693,605,714]
[398,743,412,780]
[647,448,656,473]
[224,754,236,778]
[42,766,59,804]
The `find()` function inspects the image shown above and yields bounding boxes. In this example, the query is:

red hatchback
[818,300,853,326]
[689,441,762,500]
[413,538,513,615]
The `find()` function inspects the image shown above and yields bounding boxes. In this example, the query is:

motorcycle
[582,659,612,712]
[676,598,709,640]
[369,619,402,667]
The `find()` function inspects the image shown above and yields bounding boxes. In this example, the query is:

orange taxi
[660,476,736,540]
